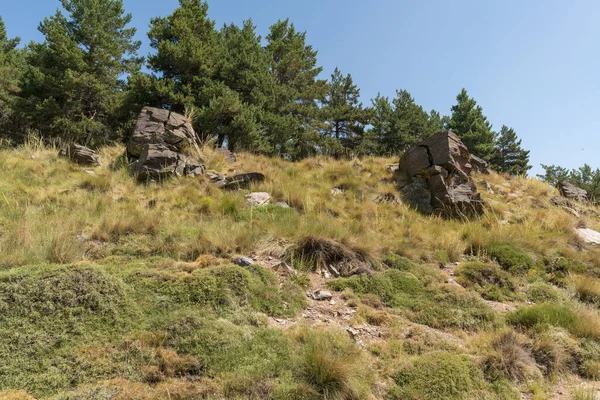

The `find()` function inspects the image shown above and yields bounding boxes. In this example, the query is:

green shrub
[389,352,486,400]
[382,253,415,271]
[487,243,534,274]
[456,262,517,301]
[579,360,600,380]
[545,257,585,287]
[525,282,562,303]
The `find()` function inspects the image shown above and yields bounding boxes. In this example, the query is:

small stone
[84,170,95,175]
[275,201,290,208]
[312,289,333,301]
[233,256,254,267]
[331,187,344,196]
[329,300,336,306]
[245,192,270,207]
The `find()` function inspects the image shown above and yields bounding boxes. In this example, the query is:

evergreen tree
[321,67,368,155]
[491,125,531,175]
[0,16,24,140]
[370,90,431,155]
[18,0,141,144]
[447,88,496,161]
[264,19,328,159]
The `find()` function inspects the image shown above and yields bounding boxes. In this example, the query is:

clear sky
[2,0,599,175]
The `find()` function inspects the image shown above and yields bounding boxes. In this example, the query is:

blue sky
[2,0,599,175]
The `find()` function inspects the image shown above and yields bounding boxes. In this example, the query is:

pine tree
[147,0,219,113]
[18,0,141,144]
[264,19,328,159]
[370,90,431,155]
[321,67,368,156]
[0,16,24,140]
[447,88,496,161]
[491,125,531,175]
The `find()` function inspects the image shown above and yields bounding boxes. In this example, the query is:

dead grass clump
[573,275,600,305]
[0,390,35,400]
[287,236,374,277]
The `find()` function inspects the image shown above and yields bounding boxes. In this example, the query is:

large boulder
[133,144,205,182]
[558,181,588,203]
[127,107,203,160]
[128,107,205,181]
[59,144,101,166]
[397,131,484,216]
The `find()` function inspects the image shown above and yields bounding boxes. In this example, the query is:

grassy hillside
[1,140,600,399]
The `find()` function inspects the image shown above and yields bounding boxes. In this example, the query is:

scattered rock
[479,180,494,194]
[214,147,237,163]
[127,107,203,160]
[558,181,588,203]
[205,171,224,182]
[396,131,484,217]
[233,256,255,267]
[59,144,101,166]
[29,155,38,160]
[386,164,399,173]
[312,289,333,301]
[576,228,600,245]
[245,192,271,207]
[275,201,291,208]
[215,172,266,190]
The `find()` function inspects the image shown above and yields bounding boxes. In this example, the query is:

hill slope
[1,142,600,399]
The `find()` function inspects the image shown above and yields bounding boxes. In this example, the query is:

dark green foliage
[487,243,534,274]
[389,352,486,400]
[18,0,141,145]
[137,263,306,317]
[491,125,532,175]
[538,163,600,203]
[0,16,24,141]
[327,270,495,330]
[370,90,442,155]
[447,88,496,161]
[321,67,369,156]
[545,257,586,287]
[456,262,517,301]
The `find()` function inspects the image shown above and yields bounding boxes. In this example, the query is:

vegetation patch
[389,352,487,400]
[327,270,495,330]
[456,261,517,301]
[509,303,600,339]
[486,243,534,274]
[133,263,306,318]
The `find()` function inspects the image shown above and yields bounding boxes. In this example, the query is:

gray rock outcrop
[397,131,484,216]
[128,107,205,181]
[558,181,588,203]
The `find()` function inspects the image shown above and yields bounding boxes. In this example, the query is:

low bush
[456,262,517,301]
[481,331,541,382]
[509,303,600,340]
[525,282,562,303]
[579,360,600,380]
[389,352,486,400]
[487,243,534,274]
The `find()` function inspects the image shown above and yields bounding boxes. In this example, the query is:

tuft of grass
[573,274,600,305]
[509,303,600,340]
[295,328,372,400]
[480,330,541,383]
[525,282,562,303]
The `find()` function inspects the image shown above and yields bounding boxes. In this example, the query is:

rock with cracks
[397,131,484,217]
[558,181,588,203]
[127,107,203,160]
[59,144,101,166]
[576,228,600,245]
[128,107,205,181]
[132,144,205,182]
[245,192,271,207]
[215,172,266,189]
